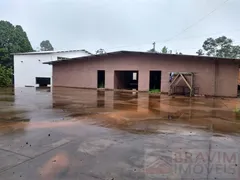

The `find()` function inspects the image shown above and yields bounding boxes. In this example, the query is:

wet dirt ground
[0,87,240,180]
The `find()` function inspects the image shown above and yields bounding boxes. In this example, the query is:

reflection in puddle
[0,87,240,134]
[97,90,105,107]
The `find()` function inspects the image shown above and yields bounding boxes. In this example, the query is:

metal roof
[12,49,92,55]
[44,50,240,65]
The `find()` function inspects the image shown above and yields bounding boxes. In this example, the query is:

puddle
[0,87,239,135]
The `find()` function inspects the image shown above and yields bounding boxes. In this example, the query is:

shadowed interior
[114,71,138,90]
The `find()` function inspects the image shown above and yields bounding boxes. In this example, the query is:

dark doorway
[149,71,161,91]
[36,77,51,87]
[97,70,105,88]
[114,71,138,90]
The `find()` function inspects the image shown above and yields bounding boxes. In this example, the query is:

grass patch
[233,107,240,113]
[234,108,240,121]
[98,83,105,88]
[149,89,161,94]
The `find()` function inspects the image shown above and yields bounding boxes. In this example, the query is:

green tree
[0,20,33,68]
[0,20,32,86]
[196,49,204,56]
[176,51,183,55]
[160,46,182,54]
[161,46,168,54]
[96,48,106,54]
[147,45,182,54]
[147,48,158,53]
[0,48,10,67]
[0,64,12,87]
[40,40,54,51]
[197,36,240,58]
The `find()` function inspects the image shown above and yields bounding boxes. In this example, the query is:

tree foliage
[40,40,54,51]
[161,46,169,54]
[147,46,183,54]
[196,49,204,56]
[197,36,240,58]
[0,20,33,67]
[176,52,183,55]
[96,48,106,54]
[0,64,12,87]
[0,48,10,67]
[0,20,32,86]
[147,48,158,53]
[160,46,182,55]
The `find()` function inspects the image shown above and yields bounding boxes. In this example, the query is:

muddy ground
[0,87,240,180]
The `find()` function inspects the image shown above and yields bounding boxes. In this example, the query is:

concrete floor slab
[0,87,240,179]
[0,149,29,173]
[0,138,144,180]
[0,128,76,158]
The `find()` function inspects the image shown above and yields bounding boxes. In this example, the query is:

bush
[0,65,12,87]
[149,89,161,93]
[98,82,105,88]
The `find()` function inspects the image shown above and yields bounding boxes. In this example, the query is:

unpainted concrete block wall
[52,54,239,97]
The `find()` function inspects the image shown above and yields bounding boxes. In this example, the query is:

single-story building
[13,49,91,87]
[45,51,240,97]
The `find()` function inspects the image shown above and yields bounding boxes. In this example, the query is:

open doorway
[149,71,161,91]
[36,77,51,87]
[97,70,105,88]
[114,71,138,90]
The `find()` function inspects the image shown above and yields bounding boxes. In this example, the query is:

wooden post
[190,73,193,97]
[169,73,180,87]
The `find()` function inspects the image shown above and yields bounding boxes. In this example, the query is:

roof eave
[12,49,92,56]
[42,51,240,65]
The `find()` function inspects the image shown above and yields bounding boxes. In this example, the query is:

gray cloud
[1,0,240,54]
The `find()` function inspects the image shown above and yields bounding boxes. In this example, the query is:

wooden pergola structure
[169,72,194,97]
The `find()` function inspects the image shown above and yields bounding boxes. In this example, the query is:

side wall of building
[52,54,239,97]
[215,61,239,97]
[14,51,89,87]
[14,54,53,87]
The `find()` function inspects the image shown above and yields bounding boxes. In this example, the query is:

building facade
[14,50,91,87]
[48,51,239,97]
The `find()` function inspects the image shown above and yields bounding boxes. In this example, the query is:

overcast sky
[1,0,240,54]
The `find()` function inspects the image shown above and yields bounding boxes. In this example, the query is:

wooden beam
[169,72,194,96]
[169,73,180,87]
[169,72,193,75]
[180,74,192,90]
[173,75,183,87]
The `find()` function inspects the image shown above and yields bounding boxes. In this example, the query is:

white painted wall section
[14,50,90,87]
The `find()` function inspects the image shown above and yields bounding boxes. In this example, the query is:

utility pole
[153,42,156,51]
